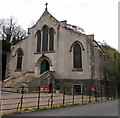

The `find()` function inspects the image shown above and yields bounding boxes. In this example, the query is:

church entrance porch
[36,55,52,75]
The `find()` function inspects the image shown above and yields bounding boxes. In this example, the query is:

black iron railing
[1,85,119,114]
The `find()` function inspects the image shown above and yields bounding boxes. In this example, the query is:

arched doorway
[40,59,49,74]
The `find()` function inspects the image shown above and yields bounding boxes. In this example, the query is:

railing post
[72,86,75,104]
[95,87,97,101]
[37,86,41,109]
[115,86,118,99]
[106,81,109,100]
[110,87,112,100]
[88,87,91,103]
[107,86,110,100]
[63,87,65,105]
[81,86,84,104]
[51,85,54,108]
[100,85,103,101]
[20,86,24,112]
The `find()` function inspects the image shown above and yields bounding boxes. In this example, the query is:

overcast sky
[0,0,118,50]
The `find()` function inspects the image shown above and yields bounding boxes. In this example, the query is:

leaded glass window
[16,50,23,70]
[36,30,41,52]
[74,43,82,68]
[42,25,48,51]
[49,28,54,51]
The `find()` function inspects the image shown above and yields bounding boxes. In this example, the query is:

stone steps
[3,71,35,88]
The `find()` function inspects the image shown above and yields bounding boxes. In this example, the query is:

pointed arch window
[16,50,23,70]
[49,28,55,51]
[36,30,41,52]
[73,43,82,69]
[42,25,48,51]
[35,25,56,54]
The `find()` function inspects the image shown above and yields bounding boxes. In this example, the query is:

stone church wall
[5,9,105,91]
[56,22,93,80]
[7,37,29,78]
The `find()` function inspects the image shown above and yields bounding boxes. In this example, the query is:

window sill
[34,50,55,54]
[72,68,83,71]
[15,69,22,72]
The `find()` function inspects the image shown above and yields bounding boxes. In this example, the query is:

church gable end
[4,5,105,95]
[29,9,59,31]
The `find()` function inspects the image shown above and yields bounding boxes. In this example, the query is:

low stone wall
[3,71,35,88]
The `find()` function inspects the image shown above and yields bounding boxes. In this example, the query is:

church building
[4,5,105,93]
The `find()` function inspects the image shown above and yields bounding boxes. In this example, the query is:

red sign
[43,87,50,92]
[91,87,95,91]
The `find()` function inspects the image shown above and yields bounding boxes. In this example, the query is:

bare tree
[0,17,26,45]
[1,17,26,80]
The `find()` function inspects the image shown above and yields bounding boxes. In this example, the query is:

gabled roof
[28,9,59,29]
[28,8,85,36]
[93,40,105,54]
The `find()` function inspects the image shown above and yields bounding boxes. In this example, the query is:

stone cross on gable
[45,3,48,11]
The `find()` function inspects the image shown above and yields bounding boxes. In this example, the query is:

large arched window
[49,28,55,51]
[42,25,48,51]
[16,49,23,70]
[73,43,82,68]
[36,30,41,52]
[35,25,56,53]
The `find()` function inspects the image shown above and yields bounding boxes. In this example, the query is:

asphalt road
[13,100,119,116]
